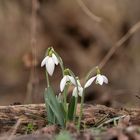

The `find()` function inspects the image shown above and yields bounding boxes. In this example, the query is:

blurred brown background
[0,0,140,107]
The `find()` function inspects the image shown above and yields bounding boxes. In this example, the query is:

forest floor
[0,104,140,140]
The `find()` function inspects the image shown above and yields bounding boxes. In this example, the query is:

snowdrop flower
[84,74,108,88]
[72,68,108,97]
[72,86,83,97]
[72,74,108,97]
[84,67,108,88]
[60,74,75,92]
[41,50,59,76]
[72,78,84,97]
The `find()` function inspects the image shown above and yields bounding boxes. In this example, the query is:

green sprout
[25,123,34,134]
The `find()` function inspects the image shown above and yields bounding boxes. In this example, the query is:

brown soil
[0,104,140,140]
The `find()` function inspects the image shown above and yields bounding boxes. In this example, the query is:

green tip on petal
[64,68,70,75]
[46,47,53,55]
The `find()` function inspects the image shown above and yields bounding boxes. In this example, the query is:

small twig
[82,21,140,79]
[8,119,21,140]
[97,115,126,128]
[94,114,108,127]
[78,21,140,85]
[76,0,102,23]
[25,112,46,121]
[99,21,140,69]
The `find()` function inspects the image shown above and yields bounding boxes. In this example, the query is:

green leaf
[68,96,75,121]
[44,87,56,124]
[46,105,56,124]
[44,86,65,127]
[56,95,66,119]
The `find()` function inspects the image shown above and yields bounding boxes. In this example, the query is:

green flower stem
[68,69,81,124]
[63,84,69,119]
[85,66,96,81]
[59,59,65,76]
[78,89,85,130]
[77,66,98,128]
[85,66,101,82]
[46,71,50,87]
[52,50,65,76]
[73,96,78,122]
[68,69,80,123]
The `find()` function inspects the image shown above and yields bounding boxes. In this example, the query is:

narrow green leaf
[44,88,55,124]
[68,96,75,121]
[44,86,65,127]
[58,101,66,117]
[46,105,56,124]
[46,97,65,126]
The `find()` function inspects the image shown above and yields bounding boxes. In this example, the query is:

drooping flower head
[84,67,108,88]
[72,78,83,97]
[41,47,59,76]
[72,67,108,97]
[60,68,76,92]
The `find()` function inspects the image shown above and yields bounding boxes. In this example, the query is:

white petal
[66,75,70,81]
[84,76,96,88]
[60,76,67,92]
[72,87,78,97]
[102,75,108,84]
[68,76,76,85]
[96,74,104,85]
[78,87,84,97]
[52,53,59,65]
[46,57,55,76]
[41,56,49,67]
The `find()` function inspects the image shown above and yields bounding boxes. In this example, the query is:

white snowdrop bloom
[60,75,75,92]
[41,53,59,76]
[72,70,108,97]
[72,86,83,97]
[72,78,84,97]
[84,74,108,88]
